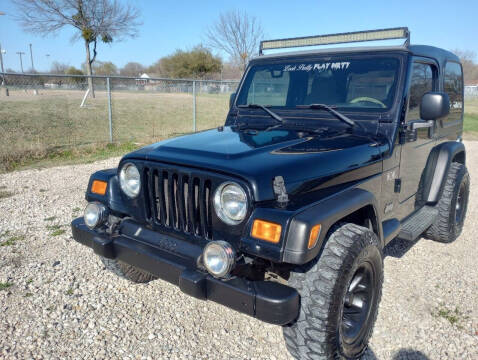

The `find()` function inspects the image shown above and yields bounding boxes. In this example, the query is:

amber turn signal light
[91,180,107,195]
[251,219,282,244]
[308,224,322,249]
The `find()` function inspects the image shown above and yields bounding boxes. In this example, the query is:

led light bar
[259,27,410,55]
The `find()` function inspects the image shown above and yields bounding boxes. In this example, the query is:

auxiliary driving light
[84,202,108,229]
[202,241,236,278]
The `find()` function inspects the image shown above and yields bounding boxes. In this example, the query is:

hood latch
[273,176,289,207]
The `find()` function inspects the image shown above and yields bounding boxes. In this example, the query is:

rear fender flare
[425,141,465,204]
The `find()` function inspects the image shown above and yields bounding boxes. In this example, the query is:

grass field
[0,89,230,171]
[1,88,478,172]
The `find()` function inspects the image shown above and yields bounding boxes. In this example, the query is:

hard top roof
[252,44,460,64]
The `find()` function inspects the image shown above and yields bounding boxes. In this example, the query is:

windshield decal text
[283,62,350,72]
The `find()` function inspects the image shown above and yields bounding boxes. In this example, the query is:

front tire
[100,256,157,283]
[283,223,383,360]
[425,162,470,243]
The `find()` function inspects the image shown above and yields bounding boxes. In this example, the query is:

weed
[0,234,25,247]
[44,216,57,221]
[65,288,74,296]
[46,305,55,311]
[0,190,13,199]
[39,189,47,193]
[26,278,33,284]
[51,229,66,237]
[46,224,62,231]
[0,282,13,290]
[433,306,468,326]
[24,292,33,297]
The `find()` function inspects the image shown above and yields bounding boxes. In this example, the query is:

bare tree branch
[205,10,264,71]
[13,0,141,98]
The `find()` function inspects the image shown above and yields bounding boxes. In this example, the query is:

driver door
[399,59,438,204]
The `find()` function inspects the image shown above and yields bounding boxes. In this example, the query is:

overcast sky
[1,0,477,72]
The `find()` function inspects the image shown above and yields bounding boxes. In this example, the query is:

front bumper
[71,218,299,325]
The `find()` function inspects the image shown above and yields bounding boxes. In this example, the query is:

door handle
[410,120,434,130]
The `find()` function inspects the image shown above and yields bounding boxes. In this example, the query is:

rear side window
[444,62,464,122]
[407,62,434,121]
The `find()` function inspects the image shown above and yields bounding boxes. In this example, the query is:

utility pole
[29,43,34,71]
[0,44,5,77]
[16,51,25,73]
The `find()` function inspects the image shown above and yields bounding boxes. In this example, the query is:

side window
[444,62,464,122]
[407,62,434,121]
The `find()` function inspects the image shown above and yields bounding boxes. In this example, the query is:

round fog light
[203,241,236,278]
[84,202,108,229]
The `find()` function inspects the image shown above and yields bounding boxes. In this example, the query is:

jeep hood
[124,126,385,202]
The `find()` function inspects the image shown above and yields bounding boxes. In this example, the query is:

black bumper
[71,218,299,325]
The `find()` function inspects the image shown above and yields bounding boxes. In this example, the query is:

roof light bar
[259,27,410,55]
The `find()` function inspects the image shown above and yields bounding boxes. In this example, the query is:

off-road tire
[100,256,157,283]
[425,162,470,243]
[283,223,383,360]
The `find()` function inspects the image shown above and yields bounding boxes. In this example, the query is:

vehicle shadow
[363,347,430,359]
[383,236,421,258]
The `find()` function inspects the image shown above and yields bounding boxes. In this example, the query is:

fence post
[192,80,196,132]
[107,77,113,142]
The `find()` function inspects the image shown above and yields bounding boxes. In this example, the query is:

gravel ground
[0,142,477,360]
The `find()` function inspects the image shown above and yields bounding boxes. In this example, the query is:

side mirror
[420,92,450,120]
[229,92,236,109]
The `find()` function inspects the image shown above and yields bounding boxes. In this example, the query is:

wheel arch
[283,188,381,265]
[419,141,466,205]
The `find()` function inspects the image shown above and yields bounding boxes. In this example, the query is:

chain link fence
[0,73,239,167]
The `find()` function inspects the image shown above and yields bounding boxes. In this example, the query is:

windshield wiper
[296,104,357,128]
[237,104,284,123]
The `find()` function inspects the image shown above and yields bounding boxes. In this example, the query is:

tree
[453,50,478,84]
[13,0,140,97]
[93,61,118,75]
[156,46,222,79]
[50,61,70,74]
[205,10,264,71]
[120,62,145,77]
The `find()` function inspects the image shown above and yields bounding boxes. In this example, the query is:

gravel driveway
[1,142,477,360]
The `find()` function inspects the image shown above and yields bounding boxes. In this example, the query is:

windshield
[236,56,401,111]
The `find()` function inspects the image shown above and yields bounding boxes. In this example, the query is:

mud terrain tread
[425,162,469,243]
[283,223,383,360]
[100,256,157,283]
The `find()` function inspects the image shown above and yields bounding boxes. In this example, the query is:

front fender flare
[283,188,380,264]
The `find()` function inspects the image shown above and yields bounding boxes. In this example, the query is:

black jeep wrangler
[71,28,469,359]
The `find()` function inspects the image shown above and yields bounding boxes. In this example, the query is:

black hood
[123,126,386,202]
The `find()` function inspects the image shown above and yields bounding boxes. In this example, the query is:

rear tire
[100,256,157,283]
[425,162,469,243]
[283,223,383,360]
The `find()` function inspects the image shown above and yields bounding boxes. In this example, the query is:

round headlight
[213,182,248,225]
[119,163,141,198]
[84,202,108,229]
[203,241,236,278]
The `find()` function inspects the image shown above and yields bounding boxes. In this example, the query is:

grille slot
[144,166,212,239]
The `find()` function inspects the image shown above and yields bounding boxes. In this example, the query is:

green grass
[0,90,230,172]
[50,229,66,236]
[0,282,13,290]
[0,234,25,247]
[0,89,477,172]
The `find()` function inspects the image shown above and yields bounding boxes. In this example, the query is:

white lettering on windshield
[283,62,350,72]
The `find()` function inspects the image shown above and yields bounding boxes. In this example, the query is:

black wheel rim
[455,183,466,224]
[341,262,375,344]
